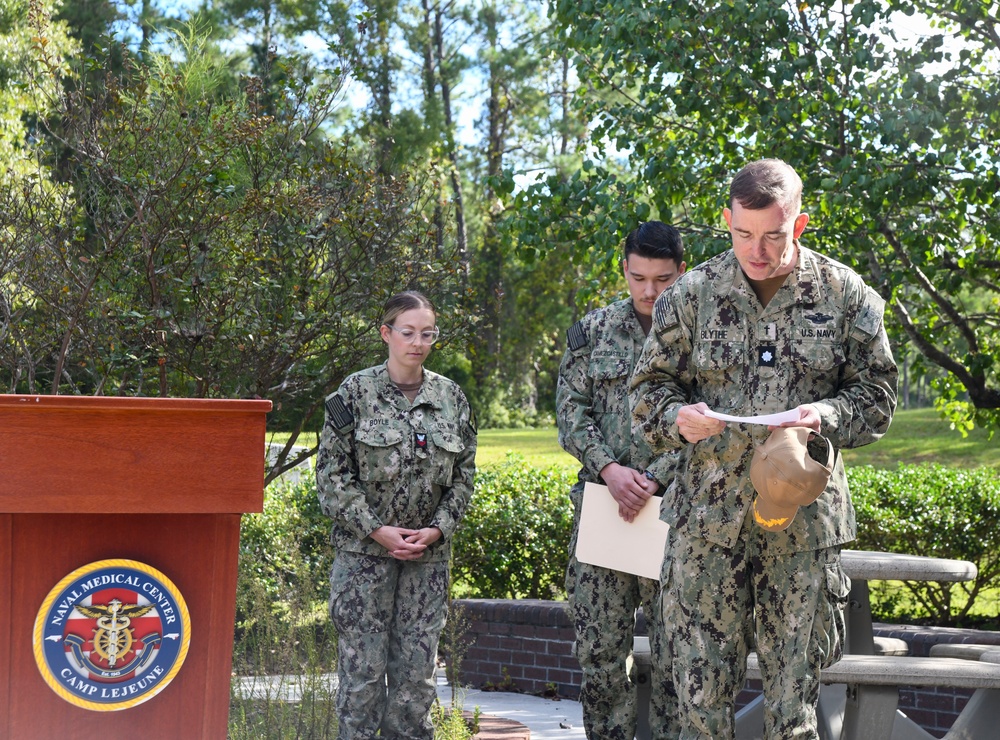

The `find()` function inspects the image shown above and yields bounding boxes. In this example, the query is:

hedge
[238,461,1000,627]
[450,453,575,600]
[850,463,1000,625]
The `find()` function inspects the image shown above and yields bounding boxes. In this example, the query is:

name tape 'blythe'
[33,559,191,711]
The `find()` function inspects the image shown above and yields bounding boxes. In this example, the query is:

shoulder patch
[567,321,588,351]
[653,292,677,330]
[325,394,354,432]
[855,290,886,338]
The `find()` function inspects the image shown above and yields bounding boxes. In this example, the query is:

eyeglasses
[386,325,441,345]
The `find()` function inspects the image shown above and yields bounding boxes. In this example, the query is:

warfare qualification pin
[33,559,191,711]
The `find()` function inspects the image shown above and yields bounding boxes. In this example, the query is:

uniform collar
[721,246,822,314]
[613,298,647,342]
[374,362,440,409]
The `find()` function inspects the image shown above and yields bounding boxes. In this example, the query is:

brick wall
[452,598,1000,739]
[453,599,582,698]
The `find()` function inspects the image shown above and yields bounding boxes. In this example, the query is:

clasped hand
[600,462,657,523]
[371,525,442,560]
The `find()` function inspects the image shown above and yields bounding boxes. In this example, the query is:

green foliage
[542,0,1000,432]
[1,26,479,487]
[851,464,1000,624]
[431,702,478,740]
[238,480,334,631]
[451,453,575,599]
[0,0,77,186]
[229,671,338,739]
[231,480,338,738]
[439,602,475,706]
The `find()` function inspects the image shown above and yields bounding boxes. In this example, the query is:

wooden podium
[0,395,271,738]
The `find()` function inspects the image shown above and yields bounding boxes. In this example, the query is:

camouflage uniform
[316,362,477,740]
[557,298,680,740]
[631,248,897,739]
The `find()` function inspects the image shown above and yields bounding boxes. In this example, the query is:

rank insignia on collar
[758,345,777,367]
[415,432,427,449]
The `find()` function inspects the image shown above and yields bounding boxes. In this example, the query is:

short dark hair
[729,159,803,213]
[623,221,684,263]
[381,290,435,327]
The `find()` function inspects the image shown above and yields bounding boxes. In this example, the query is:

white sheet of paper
[704,408,800,425]
[575,482,670,581]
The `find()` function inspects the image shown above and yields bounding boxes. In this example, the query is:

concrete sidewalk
[436,672,585,740]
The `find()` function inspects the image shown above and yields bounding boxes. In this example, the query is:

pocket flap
[432,430,465,453]
[355,425,405,447]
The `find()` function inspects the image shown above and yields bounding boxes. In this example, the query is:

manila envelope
[575,481,670,581]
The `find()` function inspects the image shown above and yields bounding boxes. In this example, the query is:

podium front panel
[0,396,270,738]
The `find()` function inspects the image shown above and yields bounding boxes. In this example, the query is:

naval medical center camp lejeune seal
[33,559,191,711]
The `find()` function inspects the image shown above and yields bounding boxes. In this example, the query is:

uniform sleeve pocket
[792,342,845,373]
[432,431,465,453]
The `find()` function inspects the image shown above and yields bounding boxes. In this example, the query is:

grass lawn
[475,428,577,470]
[840,407,999,468]
[475,407,1000,471]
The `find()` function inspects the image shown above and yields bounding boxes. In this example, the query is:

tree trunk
[433,3,468,270]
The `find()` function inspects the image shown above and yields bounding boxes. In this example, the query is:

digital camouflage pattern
[565,518,680,740]
[662,519,849,739]
[630,247,896,739]
[557,298,679,740]
[316,362,477,563]
[317,362,476,740]
[631,248,897,553]
[328,552,449,740]
[558,298,676,495]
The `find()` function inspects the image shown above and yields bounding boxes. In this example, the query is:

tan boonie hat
[750,426,834,532]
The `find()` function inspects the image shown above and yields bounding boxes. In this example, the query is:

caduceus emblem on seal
[34,558,191,711]
[72,599,155,668]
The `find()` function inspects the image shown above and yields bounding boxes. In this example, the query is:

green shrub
[850,463,1000,625]
[238,479,334,626]
[235,479,336,677]
[431,702,479,740]
[451,453,575,599]
[231,479,339,737]
[229,671,338,739]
